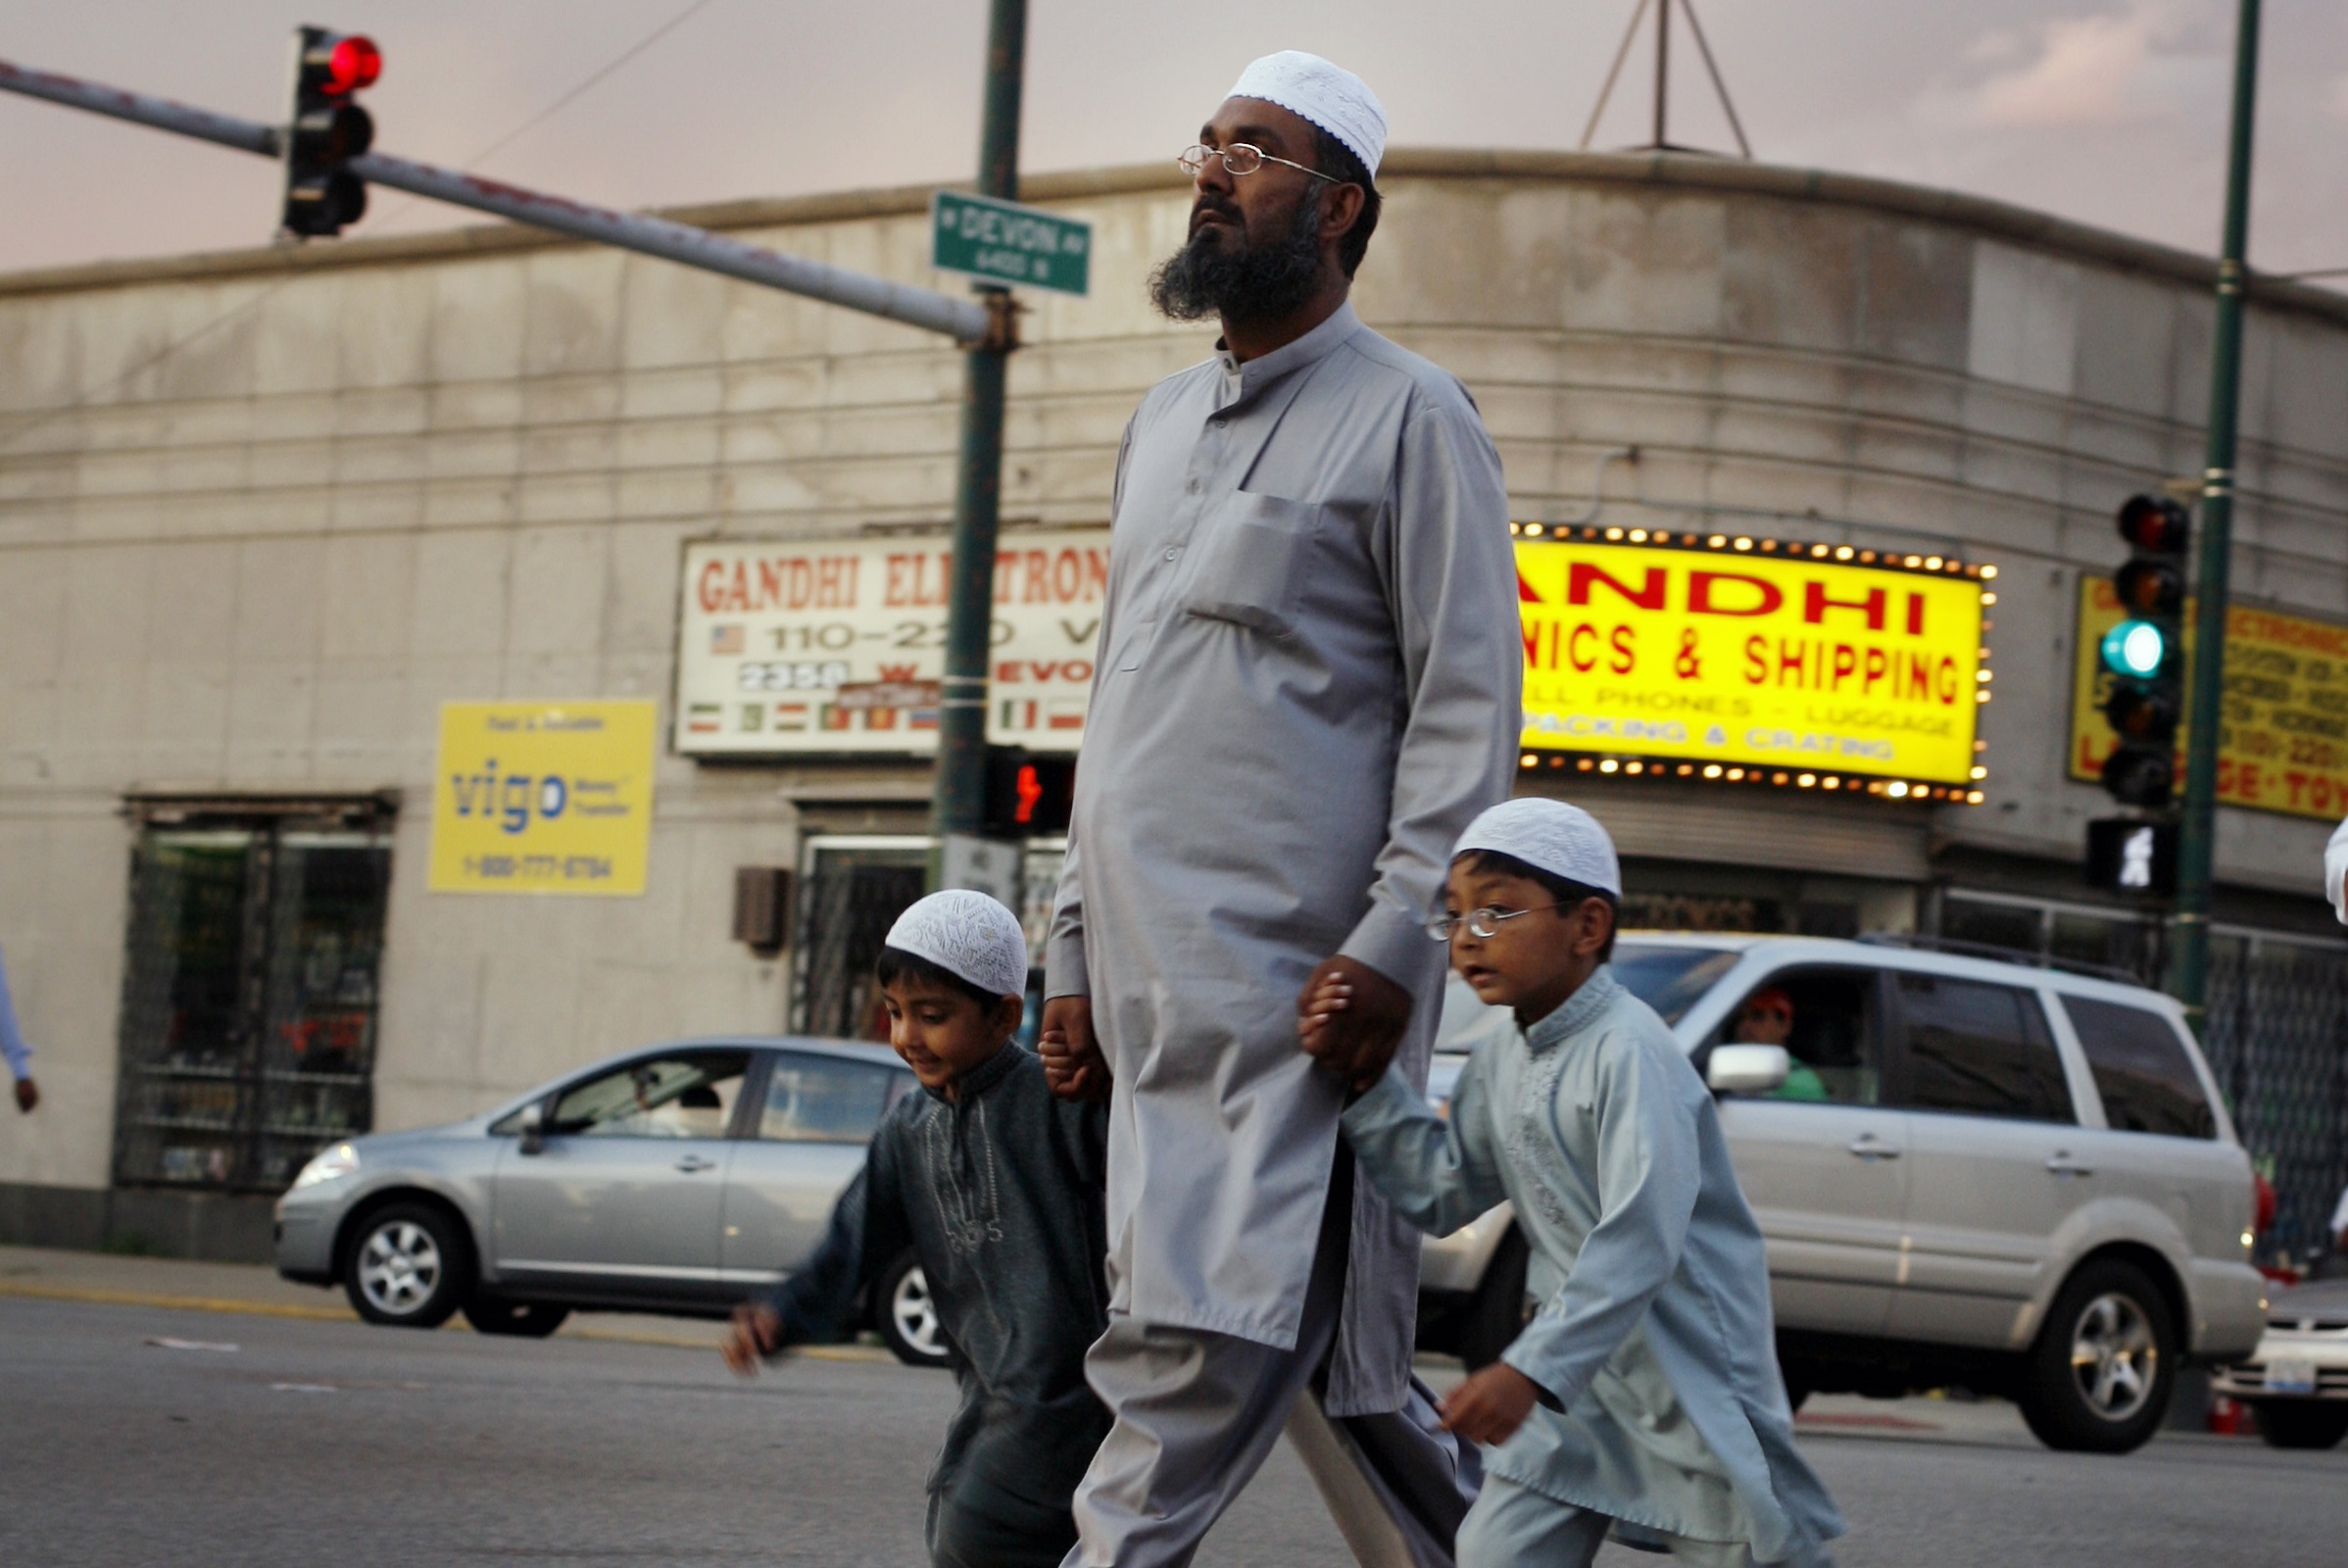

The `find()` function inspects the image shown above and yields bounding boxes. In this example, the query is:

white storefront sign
[675,532,1108,756]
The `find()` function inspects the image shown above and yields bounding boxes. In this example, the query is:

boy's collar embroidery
[924,1040,1025,1103]
[1523,966,1621,1054]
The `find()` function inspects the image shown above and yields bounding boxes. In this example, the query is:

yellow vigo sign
[430,701,659,896]
[1516,535,1990,789]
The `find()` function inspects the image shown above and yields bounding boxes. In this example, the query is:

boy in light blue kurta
[1301,799,1844,1567]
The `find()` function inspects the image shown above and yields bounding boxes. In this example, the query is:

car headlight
[290,1143,360,1191]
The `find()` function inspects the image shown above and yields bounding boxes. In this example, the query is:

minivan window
[1610,945,1744,1026]
[1890,974,2073,1123]
[759,1054,899,1144]
[2060,996,2217,1139]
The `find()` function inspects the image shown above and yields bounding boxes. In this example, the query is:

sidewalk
[0,1243,889,1360]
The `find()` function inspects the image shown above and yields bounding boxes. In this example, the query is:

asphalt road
[3,1295,2344,1567]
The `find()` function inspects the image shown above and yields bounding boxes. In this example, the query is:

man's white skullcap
[1226,51,1388,178]
[886,889,1030,1000]
[1450,799,1623,899]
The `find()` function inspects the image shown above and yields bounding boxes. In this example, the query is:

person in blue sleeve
[1302,799,1844,1567]
[718,890,1109,1568]
[0,944,38,1113]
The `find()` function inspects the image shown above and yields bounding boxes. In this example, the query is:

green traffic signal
[2100,618,2170,679]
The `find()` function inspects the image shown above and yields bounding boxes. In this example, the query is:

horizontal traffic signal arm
[0,55,995,345]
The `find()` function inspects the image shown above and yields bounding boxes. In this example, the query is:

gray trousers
[1063,1151,1481,1568]
[1456,1477,1838,1568]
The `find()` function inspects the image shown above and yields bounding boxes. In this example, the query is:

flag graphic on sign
[687,703,722,735]
[1048,699,1087,731]
[774,703,810,731]
[999,699,1039,730]
[710,624,745,655]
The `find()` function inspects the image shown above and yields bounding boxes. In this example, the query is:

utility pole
[2170,0,2265,1027]
[1651,0,1670,150]
[932,0,1026,858]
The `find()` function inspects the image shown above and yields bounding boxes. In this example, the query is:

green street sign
[931,190,1091,296]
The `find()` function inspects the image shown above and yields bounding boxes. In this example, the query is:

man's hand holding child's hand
[1296,956,1412,1092]
[720,1302,784,1377]
[1438,1362,1541,1446]
[1040,996,1111,1102]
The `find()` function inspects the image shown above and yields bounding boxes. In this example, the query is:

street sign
[931,190,1091,295]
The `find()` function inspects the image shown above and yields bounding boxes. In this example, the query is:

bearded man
[1040,51,1523,1568]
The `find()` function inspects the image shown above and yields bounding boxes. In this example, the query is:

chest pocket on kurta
[1180,492,1323,639]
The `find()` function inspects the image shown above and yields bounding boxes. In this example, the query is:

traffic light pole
[0,56,994,345]
[931,0,1027,854]
[2169,0,2264,1027]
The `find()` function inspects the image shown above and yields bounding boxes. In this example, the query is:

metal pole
[0,57,992,345]
[930,0,1026,850]
[1652,0,1671,149]
[2170,0,2264,1026]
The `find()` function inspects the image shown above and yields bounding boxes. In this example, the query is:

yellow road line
[0,1279,897,1362]
[0,1280,355,1321]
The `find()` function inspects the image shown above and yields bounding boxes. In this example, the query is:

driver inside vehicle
[1733,987,1828,1102]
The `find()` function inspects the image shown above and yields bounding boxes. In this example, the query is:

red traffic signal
[323,34,381,95]
[2117,494,2189,554]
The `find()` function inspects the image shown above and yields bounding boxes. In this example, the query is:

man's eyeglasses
[1178,143,1340,183]
[1425,904,1568,942]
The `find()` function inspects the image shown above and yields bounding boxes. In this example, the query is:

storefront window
[112,816,391,1192]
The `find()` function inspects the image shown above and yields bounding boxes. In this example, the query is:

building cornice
[2,149,2342,327]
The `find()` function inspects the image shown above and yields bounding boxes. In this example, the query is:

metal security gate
[112,805,393,1193]
[2205,932,2348,1262]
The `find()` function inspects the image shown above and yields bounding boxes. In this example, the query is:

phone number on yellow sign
[1515,539,1989,786]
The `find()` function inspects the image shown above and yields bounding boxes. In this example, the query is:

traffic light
[2097,494,2190,807]
[281,27,380,238]
[983,749,1076,837]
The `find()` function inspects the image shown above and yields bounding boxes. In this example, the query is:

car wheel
[462,1297,570,1338]
[2016,1258,2176,1453]
[2252,1400,2348,1449]
[343,1202,471,1329]
[1456,1227,1533,1372]
[876,1250,952,1368]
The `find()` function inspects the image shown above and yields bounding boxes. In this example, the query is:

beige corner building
[1,151,2343,1259]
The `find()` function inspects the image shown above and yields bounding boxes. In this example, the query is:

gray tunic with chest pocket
[1046,301,1521,1414]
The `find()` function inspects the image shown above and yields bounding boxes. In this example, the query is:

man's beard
[1148,191,1326,323]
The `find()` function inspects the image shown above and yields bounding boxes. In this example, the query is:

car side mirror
[1707,1044,1791,1096]
[517,1102,545,1155]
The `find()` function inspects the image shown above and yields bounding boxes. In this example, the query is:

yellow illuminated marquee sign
[430,700,659,896]
[1515,529,1992,797]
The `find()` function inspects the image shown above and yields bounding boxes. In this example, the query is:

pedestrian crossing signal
[983,750,1075,837]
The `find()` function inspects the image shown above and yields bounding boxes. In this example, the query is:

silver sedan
[273,1035,949,1364]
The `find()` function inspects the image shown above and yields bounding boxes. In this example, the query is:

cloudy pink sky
[1,0,2342,284]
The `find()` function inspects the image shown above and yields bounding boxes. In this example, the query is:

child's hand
[720,1303,783,1377]
[1296,971,1352,1055]
[1041,997,1111,1102]
[1438,1362,1541,1446]
[1296,956,1411,1091]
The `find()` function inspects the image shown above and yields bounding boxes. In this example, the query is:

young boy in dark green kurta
[721,890,1108,1568]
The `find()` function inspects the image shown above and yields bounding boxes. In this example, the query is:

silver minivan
[1415,935,2270,1453]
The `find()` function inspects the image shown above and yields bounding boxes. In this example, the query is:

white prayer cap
[1225,51,1388,178]
[1450,799,1623,899]
[885,889,1030,1000]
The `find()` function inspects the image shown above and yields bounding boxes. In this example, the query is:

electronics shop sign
[1516,537,1990,785]
[430,701,658,896]
[676,533,1107,757]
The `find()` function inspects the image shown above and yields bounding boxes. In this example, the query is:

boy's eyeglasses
[1425,904,1568,941]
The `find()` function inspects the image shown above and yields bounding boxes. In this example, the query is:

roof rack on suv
[1854,931,2144,987]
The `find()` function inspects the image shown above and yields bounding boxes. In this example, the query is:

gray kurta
[1045,301,1521,1414]
[1342,969,1846,1564]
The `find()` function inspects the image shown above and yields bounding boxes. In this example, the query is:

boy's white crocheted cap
[1226,51,1388,177]
[1450,798,1623,899]
[884,889,1030,1000]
